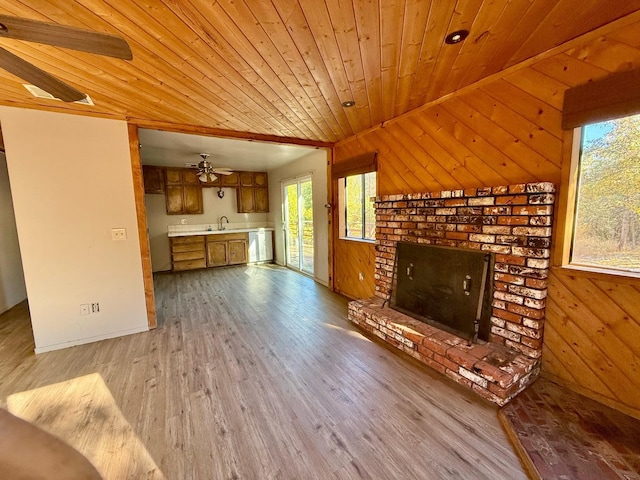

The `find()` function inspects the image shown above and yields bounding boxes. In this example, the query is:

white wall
[0,107,148,353]
[145,187,269,272]
[0,151,27,314]
[268,149,330,286]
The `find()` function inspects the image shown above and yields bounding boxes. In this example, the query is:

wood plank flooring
[0,265,526,479]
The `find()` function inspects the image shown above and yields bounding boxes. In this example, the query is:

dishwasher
[248,230,273,263]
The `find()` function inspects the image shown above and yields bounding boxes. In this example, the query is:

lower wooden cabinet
[206,233,248,267]
[228,239,247,264]
[171,233,250,271]
[170,235,206,271]
[206,240,228,267]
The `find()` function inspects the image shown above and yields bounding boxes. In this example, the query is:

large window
[571,112,640,273]
[339,171,376,241]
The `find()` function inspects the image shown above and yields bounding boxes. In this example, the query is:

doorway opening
[283,176,314,275]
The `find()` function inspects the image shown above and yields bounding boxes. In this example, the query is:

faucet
[219,216,229,230]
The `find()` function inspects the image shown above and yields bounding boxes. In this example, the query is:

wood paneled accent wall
[333,19,640,416]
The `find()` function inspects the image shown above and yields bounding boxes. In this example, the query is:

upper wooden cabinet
[254,172,268,187]
[221,171,240,187]
[237,187,256,213]
[183,169,200,185]
[240,171,254,186]
[164,168,183,185]
[142,165,165,194]
[165,168,203,215]
[146,166,265,214]
[255,187,269,212]
[237,172,269,213]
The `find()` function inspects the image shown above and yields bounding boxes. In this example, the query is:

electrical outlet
[91,302,100,313]
[180,218,188,225]
[80,304,90,315]
[359,272,364,281]
[111,228,126,240]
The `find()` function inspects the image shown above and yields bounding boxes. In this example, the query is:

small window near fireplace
[338,171,376,242]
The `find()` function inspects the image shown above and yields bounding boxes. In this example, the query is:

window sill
[552,264,640,285]
[338,236,376,245]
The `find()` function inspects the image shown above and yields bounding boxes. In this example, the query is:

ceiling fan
[193,153,234,183]
[0,14,132,102]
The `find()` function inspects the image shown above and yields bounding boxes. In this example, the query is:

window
[339,171,376,241]
[570,112,640,274]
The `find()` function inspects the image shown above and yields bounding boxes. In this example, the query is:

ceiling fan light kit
[196,153,234,183]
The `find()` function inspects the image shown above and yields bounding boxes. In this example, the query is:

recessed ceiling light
[342,100,355,108]
[445,30,469,44]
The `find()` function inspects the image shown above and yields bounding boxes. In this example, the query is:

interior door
[283,177,314,275]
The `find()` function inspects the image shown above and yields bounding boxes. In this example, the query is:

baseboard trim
[34,325,149,354]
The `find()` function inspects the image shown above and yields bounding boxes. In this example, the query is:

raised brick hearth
[348,182,556,405]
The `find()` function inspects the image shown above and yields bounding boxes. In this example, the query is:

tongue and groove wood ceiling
[0,1,639,144]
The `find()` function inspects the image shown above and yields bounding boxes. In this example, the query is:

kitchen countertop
[168,227,274,238]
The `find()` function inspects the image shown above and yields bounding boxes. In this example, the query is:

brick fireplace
[348,182,555,405]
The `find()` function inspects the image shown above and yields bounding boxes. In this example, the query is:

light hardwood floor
[0,265,526,479]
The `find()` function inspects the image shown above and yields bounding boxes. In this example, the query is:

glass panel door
[284,182,300,270]
[300,179,314,274]
[283,177,314,275]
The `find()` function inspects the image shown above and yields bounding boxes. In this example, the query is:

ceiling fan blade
[212,169,233,175]
[0,15,132,60]
[0,46,85,102]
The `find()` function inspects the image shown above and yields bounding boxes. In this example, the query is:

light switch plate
[111,228,127,240]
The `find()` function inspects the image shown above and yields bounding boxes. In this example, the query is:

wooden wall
[333,18,640,416]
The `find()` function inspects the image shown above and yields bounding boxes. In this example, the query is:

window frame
[337,171,376,243]
[555,123,640,279]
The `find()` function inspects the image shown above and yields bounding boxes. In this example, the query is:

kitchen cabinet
[237,187,256,213]
[237,172,269,213]
[142,165,165,194]
[255,187,269,212]
[165,168,203,215]
[206,233,248,267]
[206,241,228,266]
[228,240,248,264]
[254,172,268,187]
[221,171,240,187]
[171,235,206,271]
[240,171,254,186]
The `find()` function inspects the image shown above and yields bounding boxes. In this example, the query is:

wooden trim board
[128,123,157,329]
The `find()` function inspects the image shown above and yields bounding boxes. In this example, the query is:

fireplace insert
[390,243,493,342]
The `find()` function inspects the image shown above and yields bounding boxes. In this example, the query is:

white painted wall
[145,188,269,272]
[268,149,330,286]
[0,151,27,314]
[0,107,148,353]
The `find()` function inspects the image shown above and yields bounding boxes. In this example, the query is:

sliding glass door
[283,177,314,275]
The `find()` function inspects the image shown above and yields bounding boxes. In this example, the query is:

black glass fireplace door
[390,243,493,342]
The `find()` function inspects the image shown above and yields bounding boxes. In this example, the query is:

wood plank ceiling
[0,1,639,143]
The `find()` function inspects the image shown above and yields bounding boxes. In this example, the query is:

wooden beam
[127,123,157,329]
[562,68,640,129]
[128,118,334,149]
